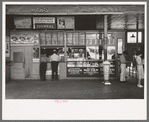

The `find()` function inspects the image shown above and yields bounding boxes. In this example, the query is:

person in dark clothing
[40,54,48,81]
[50,50,60,80]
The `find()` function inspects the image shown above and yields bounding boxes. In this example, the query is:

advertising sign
[10,32,39,45]
[14,17,32,29]
[67,68,83,76]
[67,67,100,77]
[83,67,99,76]
[57,17,75,29]
[33,17,56,29]
[33,47,39,62]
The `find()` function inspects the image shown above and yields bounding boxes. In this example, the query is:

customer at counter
[40,53,48,81]
[50,50,61,81]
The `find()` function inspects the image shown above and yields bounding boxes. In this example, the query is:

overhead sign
[33,17,56,29]
[14,17,32,29]
[10,32,39,45]
[57,17,75,29]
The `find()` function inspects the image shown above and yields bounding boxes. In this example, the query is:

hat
[53,50,57,53]
[136,51,142,56]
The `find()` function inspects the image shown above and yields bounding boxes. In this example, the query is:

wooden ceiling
[6,5,145,30]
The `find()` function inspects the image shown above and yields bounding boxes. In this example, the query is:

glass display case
[107,46,116,59]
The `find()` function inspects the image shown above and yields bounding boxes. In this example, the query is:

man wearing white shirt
[50,50,61,80]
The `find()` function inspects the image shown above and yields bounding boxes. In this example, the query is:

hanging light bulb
[131,34,135,38]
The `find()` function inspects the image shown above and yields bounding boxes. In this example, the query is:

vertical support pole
[64,32,67,62]
[104,15,108,60]
[136,14,138,49]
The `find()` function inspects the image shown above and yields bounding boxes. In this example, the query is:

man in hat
[50,50,61,80]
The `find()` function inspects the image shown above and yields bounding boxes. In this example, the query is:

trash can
[102,61,111,85]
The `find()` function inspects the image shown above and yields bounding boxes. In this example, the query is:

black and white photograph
[2,1,147,120]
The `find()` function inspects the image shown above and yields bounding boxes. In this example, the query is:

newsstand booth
[6,5,144,80]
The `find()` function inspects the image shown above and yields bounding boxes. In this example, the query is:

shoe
[56,79,59,81]
[137,84,143,88]
[51,79,54,81]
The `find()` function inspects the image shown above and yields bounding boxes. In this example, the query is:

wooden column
[104,15,108,60]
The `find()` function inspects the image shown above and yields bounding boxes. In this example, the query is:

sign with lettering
[67,68,83,76]
[83,67,99,76]
[57,17,75,29]
[67,61,116,77]
[67,67,100,77]
[14,17,32,29]
[33,17,56,29]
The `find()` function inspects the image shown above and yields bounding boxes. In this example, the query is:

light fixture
[131,34,135,38]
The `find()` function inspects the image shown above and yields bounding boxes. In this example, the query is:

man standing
[50,50,61,80]
[40,53,48,81]
[135,51,144,88]
[119,51,128,82]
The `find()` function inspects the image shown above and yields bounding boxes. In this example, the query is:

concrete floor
[6,77,144,99]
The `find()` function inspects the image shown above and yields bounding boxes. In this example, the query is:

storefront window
[46,32,52,45]
[102,34,115,45]
[73,33,79,45]
[67,33,73,45]
[86,33,97,45]
[67,47,86,61]
[51,32,57,45]
[40,32,46,45]
[138,32,142,43]
[79,32,85,45]
[58,32,64,45]
[127,32,137,43]
[107,46,116,59]
[86,46,99,60]
[127,32,142,43]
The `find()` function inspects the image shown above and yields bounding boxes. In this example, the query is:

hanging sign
[33,17,56,29]
[57,17,75,29]
[14,17,32,29]
[10,32,39,45]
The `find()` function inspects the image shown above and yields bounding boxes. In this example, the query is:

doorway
[11,46,33,79]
